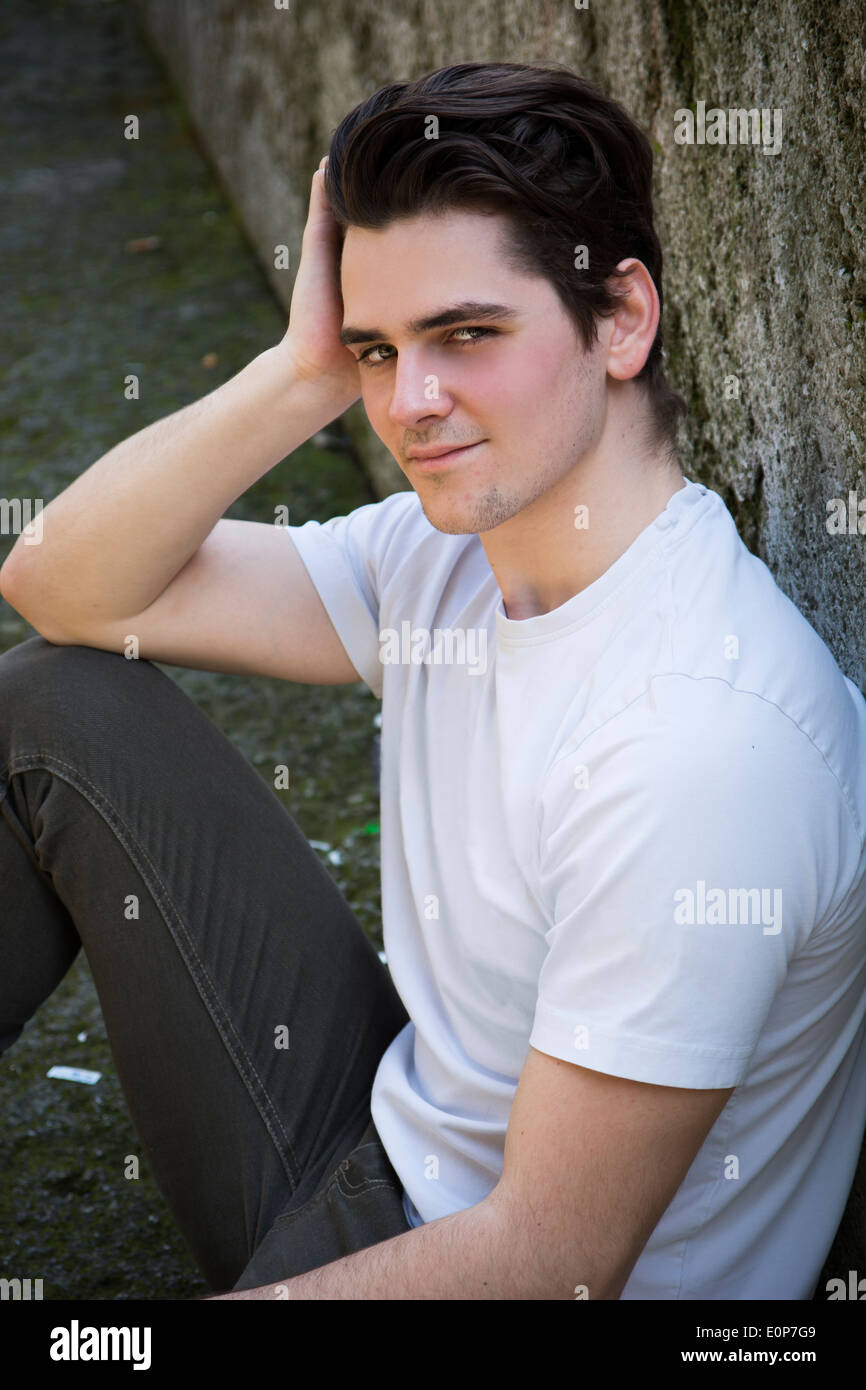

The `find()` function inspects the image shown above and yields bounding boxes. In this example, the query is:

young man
[2,62,865,1301]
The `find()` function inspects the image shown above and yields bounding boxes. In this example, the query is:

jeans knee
[0,634,124,689]
[0,635,69,693]
[0,636,160,748]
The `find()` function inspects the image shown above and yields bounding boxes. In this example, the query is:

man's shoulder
[566,485,866,838]
[543,660,866,862]
[566,662,861,783]
[536,669,866,952]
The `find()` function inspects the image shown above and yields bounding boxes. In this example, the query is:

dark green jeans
[0,636,412,1294]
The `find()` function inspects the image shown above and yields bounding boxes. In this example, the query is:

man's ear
[603,258,660,384]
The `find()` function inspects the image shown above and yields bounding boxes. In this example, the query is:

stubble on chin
[414,483,521,536]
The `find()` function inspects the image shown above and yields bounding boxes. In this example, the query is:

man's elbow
[0,564,71,644]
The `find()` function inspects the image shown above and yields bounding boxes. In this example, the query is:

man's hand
[278,156,361,407]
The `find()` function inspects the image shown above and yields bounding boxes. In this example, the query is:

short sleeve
[283,490,418,698]
[529,676,844,1089]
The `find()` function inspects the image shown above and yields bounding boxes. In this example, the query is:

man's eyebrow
[338,301,520,348]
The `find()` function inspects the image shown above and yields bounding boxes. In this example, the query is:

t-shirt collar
[493,477,706,643]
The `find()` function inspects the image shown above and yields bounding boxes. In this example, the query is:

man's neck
[480,436,685,622]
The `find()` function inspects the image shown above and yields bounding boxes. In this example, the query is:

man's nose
[387,353,452,428]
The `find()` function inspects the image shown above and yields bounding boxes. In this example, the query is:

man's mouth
[406,441,485,471]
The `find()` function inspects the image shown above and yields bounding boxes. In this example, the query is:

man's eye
[358,326,495,367]
[450,326,495,346]
[358,344,394,366]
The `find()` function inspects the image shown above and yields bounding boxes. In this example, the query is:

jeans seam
[5,750,301,1184]
[337,1175,399,1200]
[270,1172,398,1233]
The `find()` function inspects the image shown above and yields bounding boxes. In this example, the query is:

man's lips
[406,441,485,470]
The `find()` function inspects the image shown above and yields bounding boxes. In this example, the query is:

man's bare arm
[208,1047,734,1300]
[0,159,364,681]
[0,345,350,629]
[206,1199,518,1301]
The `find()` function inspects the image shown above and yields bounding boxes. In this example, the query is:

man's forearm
[0,345,353,630]
[207,1189,582,1301]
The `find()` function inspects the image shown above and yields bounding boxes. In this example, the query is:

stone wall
[132,0,865,691]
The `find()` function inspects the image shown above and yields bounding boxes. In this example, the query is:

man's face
[339,208,610,536]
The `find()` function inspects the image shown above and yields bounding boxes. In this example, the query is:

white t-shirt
[285,477,866,1300]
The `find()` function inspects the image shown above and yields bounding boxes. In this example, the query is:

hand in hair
[279,157,361,409]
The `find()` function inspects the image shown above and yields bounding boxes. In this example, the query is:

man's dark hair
[324,60,687,460]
